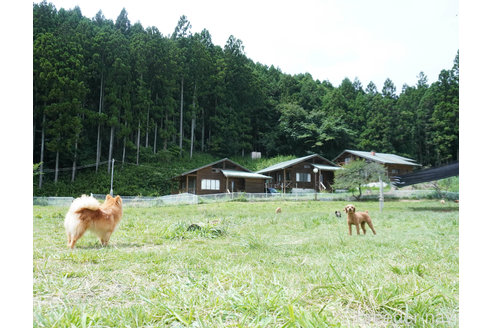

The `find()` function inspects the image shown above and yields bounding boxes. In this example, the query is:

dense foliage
[33,2,459,192]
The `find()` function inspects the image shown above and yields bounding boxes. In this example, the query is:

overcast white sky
[43,0,458,92]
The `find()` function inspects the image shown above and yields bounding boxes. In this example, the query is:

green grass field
[33,200,458,327]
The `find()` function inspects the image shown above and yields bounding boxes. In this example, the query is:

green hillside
[33,152,295,197]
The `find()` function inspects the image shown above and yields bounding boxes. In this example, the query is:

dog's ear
[343,206,348,213]
[106,194,112,200]
[115,195,122,204]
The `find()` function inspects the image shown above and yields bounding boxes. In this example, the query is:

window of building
[201,179,220,190]
[345,157,351,164]
[296,172,311,182]
[391,169,399,174]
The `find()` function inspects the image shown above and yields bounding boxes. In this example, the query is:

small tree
[333,160,389,200]
[33,162,43,176]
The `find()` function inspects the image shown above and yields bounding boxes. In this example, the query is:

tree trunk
[136,120,141,165]
[145,104,150,147]
[71,136,78,182]
[96,127,101,172]
[153,123,158,154]
[107,125,114,173]
[96,72,104,172]
[162,116,167,151]
[190,118,195,158]
[201,107,205,152]
[122,137,126,166]
[54,150,59,183]
[190,82,197,158]
[179,75,184,156]
[172,115,176,144]
[38,113,45,189]
[122,120,127,166]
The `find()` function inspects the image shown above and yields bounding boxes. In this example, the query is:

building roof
[221,170,271,179]
[333,150,421,166]
[174,158,252,178]
[256,154,339,174]
[312,164,343,171]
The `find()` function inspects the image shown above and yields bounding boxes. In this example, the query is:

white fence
[33,193,199,207]
[33,190,458,207]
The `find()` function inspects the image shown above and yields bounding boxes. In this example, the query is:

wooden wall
[245,179,265,193]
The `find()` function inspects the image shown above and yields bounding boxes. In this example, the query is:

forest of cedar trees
[33,2,458,194]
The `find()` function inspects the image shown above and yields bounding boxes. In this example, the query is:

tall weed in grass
[33,200,458,327]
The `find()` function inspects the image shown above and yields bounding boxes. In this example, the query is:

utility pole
[379,175,384,212]
[313,167,319,201]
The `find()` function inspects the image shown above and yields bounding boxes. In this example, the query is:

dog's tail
[68,195,100,216]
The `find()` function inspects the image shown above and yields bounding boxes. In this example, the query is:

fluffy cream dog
[64,194,123,248]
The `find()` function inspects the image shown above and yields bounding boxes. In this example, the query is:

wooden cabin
[256,154,341,193]
[174,158,271,195]
[332,150,421,179]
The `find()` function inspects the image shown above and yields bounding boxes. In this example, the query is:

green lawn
[33,200,458,327]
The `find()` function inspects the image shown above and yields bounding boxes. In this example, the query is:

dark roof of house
[174,158,250,178]
[174,158,270,180]
[333,150,421,166]
[256,154,339,174]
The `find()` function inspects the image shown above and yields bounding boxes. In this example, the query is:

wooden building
[256,154,341,193]
[332,150,421,179]
[174,158,271,195]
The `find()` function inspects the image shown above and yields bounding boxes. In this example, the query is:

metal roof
[333,150,421,166]
[174,158,252,178]
[312,164,343,171]
[256,154,339,174]
[221,170,271,179]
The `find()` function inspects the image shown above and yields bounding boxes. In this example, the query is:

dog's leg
[69,234,81,249]
[348,224,352,236]
[355,223,360,235]
[100,231,113,246]
[69,225,88,249]
[361,222,367,235]
[66,232,72,248]
[367,220,377,235]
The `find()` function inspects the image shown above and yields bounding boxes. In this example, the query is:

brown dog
[275,207,282,214]
[64,194,123,248]
[344,204,376,236]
